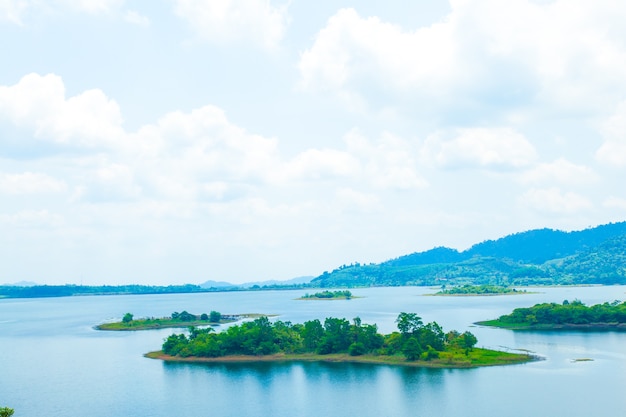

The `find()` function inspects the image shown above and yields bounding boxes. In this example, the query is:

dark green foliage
[171,311,196,321]
[402,338,423,361]
[492,300,626,326]
[302,290,352,299]
[0,407,14,417]
[209,311,222,322]
[122,313,133,323]
[160,312,468,362]
[200,313,209,321]
[436,284,520,295]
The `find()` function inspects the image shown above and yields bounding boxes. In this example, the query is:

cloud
[596,101,626,167]
[520,158,597,186]
[520,187,592,214]
[0,172,68,194]
[345,130,428,189]
[282,148,360,181]
[0,0,27,24]
[298,2,626,117]
[123,9,150,26]
[0,209,64,228]
[0,73,125,149]
[422,127,537,170]
[54,0,125,14]
[603,196,626,210]
[173,0,289,49]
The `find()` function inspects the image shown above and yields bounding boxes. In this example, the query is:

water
[1,286,625,417]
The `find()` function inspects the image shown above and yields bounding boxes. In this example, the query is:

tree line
[492,300,626,325]
[161,312,478,361]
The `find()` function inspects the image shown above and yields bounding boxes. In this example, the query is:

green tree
[301,319,324,351]
[402,337,423,361]
[122,313,133,323]
[396,312,423,335]
[209,311,222,322]
[461,331,478,353]
[0,407,14,417]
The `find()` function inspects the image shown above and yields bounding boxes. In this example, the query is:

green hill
[311,221,626,287]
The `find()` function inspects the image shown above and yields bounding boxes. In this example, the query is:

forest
[300,290,353,299]
[434,284,522,295]
[160,313,480,362]
[478,300,626,329]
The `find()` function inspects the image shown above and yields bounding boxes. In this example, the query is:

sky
[1,0,626,286]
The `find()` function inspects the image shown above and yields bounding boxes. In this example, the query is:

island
[145,313,535,368]
[477,300,626,330]
[431,284,530,296]
[298,290,355,300]
[96,310,263,331]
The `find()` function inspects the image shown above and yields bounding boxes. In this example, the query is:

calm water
[1,286,626,417]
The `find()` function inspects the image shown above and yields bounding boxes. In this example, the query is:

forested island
[477,300,626,330]
[96,311,260,331]
[433,284,528,296]
[146,313,534,368]
[299,290,354,300]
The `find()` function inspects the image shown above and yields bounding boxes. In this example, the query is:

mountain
[311,221,626,287]
[199,280,238,289]
[240,276,313,288]
[199,276,313,289]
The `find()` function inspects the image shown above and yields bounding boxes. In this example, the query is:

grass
[145,347,535,369]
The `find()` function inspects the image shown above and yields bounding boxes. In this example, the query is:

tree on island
[122,313,133,323]
[0,407,14,417]
[209,310,222,322]
[160,312,477,363]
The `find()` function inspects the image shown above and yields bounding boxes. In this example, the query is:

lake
[1,286,626,417]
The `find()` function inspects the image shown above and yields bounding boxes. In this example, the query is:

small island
[431,284,529,296]
[298,290,355,300]
[477,300,626,330]
[146,313,535,368]
[96,310,262,331]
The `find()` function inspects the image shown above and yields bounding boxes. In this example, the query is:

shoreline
[476,321,626,331]
[145,349,537,369]
[95,313,268,331]
[425,292,539,297]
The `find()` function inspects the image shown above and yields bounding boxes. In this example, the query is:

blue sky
[1,0,626,285]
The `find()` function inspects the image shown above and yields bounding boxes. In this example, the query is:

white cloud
[54,0,125,14]
[299,8,458,95]
[0,73,125,148]
[0,209,64,228]
[603,196,626,210]
[0,172,67,194]
[282,148,360,181]
[123,9,149,26]
[345,130,428,189]
[0,0,129,24]
[173,0,289,49]
[298,2,626,116]
[335,188,380,213]
[0,0,27,24]
[422,127,537,170]
[520,158,597,186]
[520,187,592,214]
[596,101,626,167]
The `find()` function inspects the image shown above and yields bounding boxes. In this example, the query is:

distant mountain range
[311,221,626,287]
[199,276,313,289]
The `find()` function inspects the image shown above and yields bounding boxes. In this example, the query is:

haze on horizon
[1,0,626,286]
